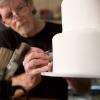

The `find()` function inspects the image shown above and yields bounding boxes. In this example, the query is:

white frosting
[62,0,100,32]
[52,0,100,77]
[53,30,100,76]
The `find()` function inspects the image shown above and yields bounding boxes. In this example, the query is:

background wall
[33,0,63,23]
[34,0,62,11]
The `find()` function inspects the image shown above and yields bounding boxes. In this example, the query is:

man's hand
[23,47,52,77]
[12,73,41,98]
[12,47,53,98]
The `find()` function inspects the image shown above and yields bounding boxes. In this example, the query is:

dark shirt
[0,22,68,100]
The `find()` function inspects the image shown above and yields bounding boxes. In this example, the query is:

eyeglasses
[1,2,28,25]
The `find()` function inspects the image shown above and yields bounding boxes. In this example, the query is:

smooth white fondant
[52,29,100,78]
[62,0,100,32]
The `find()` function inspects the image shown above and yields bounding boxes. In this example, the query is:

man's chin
[14,29,27,37]
[19,32,28,38]
[15,26,32,37]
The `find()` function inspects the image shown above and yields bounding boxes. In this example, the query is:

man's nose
[12,11,20,20]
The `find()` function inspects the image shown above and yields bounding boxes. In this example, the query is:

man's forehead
[0,0,25,14]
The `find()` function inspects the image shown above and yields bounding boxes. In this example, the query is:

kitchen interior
[34,0,62,24]
[33,0,100,100]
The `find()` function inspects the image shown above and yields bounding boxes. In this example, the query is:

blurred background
[34,0,62,24]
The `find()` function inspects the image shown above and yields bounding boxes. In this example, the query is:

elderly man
[0,0,91,99]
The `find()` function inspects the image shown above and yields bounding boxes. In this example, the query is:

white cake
[52,29,100,78]
[41,0,100,78]
[62,0,100,32]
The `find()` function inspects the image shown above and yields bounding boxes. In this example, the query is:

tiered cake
[42,0,100,78]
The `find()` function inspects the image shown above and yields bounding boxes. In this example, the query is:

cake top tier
[61,0,100,32]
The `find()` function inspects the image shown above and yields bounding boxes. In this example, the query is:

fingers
[12,73,41,98]
[27,62,53,77]
[47,62,53,71]
[23,59,49,72]
[23,51,49,64]
[23,47,50,74]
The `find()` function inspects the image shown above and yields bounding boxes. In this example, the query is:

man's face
[0,0,34,37]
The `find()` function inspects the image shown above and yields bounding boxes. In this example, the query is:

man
[0,0,91,99]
